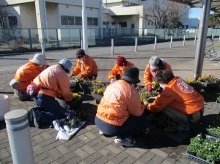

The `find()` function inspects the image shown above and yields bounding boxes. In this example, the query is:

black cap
[76,49,86,59]
[121,67,140,84]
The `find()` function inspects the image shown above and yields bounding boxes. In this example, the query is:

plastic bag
[53,120,86,141]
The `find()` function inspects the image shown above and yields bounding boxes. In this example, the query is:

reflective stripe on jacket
[72,54,98,78]
[143,62,171,86]
[147,77,204,114]
[15,62,43,90]
[33,64,73,101]
[96,80,145,126]
[108,61,134,80]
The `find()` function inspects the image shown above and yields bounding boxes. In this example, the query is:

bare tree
[208,13,220,28]
[0,5,8,28]
[144,0,188,29]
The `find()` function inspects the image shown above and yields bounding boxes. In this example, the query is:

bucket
[0,95,10,121]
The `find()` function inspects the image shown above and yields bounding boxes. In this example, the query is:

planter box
[189,82,202,92]
[68,97,83,109]
[200,82,220,91]
[79,83,91,95]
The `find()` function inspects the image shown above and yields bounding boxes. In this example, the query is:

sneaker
[99,130,104,135]
[114,137,136,147]
[28,107,39,128]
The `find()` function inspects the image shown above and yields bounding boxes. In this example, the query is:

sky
[189,8,202,18]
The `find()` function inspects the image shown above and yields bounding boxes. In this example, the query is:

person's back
[9,53,47,101]
[30,58,73,128]
[33,64,72,101]
[95,67,147,147]
[146,69,204,135]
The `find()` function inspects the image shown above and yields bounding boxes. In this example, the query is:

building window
[88,17,93,25]
[148,21,150,26]
[61,16,75,25]
[75,17,82,25]
[68,16,75,25]
[119,22,127,27]
[87,17,98,26]
[8,16,17,27]
[61,16,68,25]
[93,18,98,26]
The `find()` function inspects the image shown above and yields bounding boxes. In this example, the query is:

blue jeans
[33,93,66,123]
[95,115,146,138]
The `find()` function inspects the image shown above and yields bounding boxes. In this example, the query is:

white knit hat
[149,56,161,70]
[29,53,47,65]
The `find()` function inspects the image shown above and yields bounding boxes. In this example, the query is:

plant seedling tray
[206,131,220,140]
[186,152,212,164]
[186,134,220,164]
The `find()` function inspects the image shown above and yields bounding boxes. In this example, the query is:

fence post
[4,109,35,164]
[135,37,138,52]
[170,36,173,48]
[81,40,83,49]
[55,29,59,48]
[111,38,114,55]
[28,29,32,50]
[183,35,186,46]
[154,36,157,50]
[194,35,197,45]
[41,42,45,56]
[79,28,82,48]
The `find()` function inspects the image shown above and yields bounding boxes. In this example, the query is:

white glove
[110,79,115,83]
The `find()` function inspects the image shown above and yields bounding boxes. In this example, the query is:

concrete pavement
[0,40,220,164]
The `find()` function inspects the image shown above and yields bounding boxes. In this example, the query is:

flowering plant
[197,75,220,84]
[72,93,82,100]
[91,80,109,95]
[139,88,160,103]
[185,78,199,85]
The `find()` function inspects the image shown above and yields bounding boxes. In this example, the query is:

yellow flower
[72,93,81,100]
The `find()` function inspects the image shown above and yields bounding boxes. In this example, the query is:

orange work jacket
[96,80,145,126]
[72,55,98,78]
[33,64,73,101]
[108,61,134,80]
[15,62,44,90]
[147,77,204,114]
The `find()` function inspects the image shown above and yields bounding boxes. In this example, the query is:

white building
[1,0,102,42]
[103,0,190,30]
[0,0,194,42]
[183,18,200,29]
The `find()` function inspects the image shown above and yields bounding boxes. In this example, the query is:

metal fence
[0,28,220,53]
